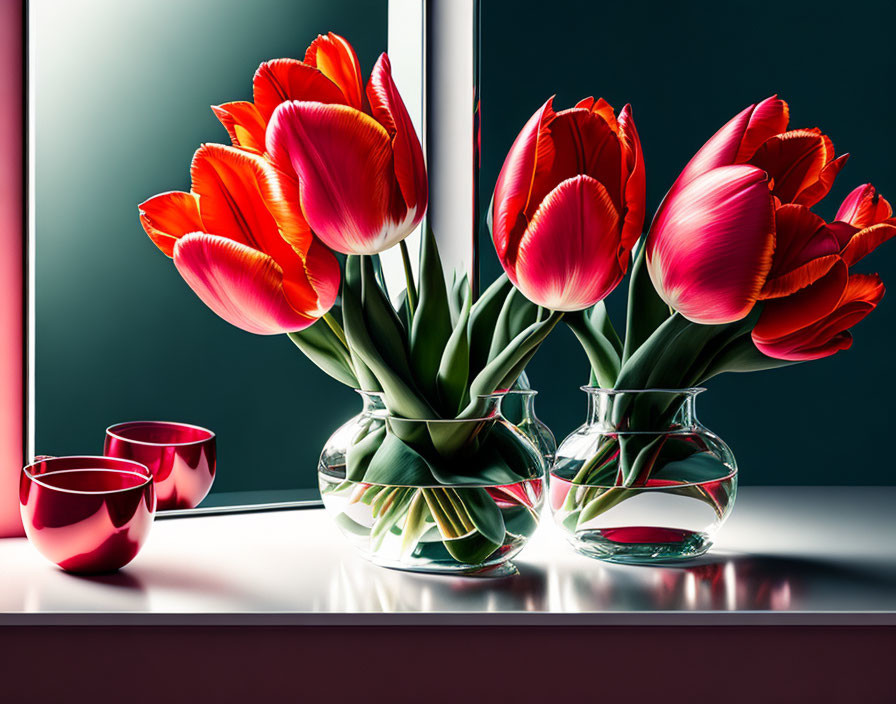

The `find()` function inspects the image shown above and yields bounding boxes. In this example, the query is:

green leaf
[342,256,433,418]
[359,255,415,384]
[441,531,502,565]
[468,274,512,378]
[622,241,670,364]
[287,321,358,388]
[345,425,386,481]
[436,286,472,415]
[371,487,415,549]
[699,334,800,380]
[652,452,732,483]
[362,433,437,486]
[588,300,623,358]
[334,512,371,537]
[466,310,564,405]
[453,487,506,546]
[565,307,621,387]
[409,225,453,404]
[400,490,430,558]
[486,287,539,364]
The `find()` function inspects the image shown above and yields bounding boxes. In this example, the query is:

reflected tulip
[139,144,339,334]
[670,95,847,207]
[266,52,427,255]
[752,188,896,360]
[490,97,645,311]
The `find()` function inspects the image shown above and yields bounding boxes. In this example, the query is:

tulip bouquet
[138,29,893,568]
[525,96,896,547]
[139,33,569,570]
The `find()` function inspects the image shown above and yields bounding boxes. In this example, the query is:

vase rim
[579,386,706,395]
[354,390,508,422]
[503,388,538,396]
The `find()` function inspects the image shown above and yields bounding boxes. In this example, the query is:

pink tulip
[490,97,645,311]
[646,96,856,326]
[266,52,427,255]
[646,165,776,324]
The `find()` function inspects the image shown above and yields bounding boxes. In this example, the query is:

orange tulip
[139,144,339,334]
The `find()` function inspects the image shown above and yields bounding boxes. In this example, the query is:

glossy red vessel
[104,421,216,510]
[20,456,155,573]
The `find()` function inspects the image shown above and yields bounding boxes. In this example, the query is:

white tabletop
[1,486,894,625]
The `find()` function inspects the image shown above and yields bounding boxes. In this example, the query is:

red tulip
[752,188,896,360]
[210,32,363,154]
[646,165,776,324]
[139,144,339,334]
[647,96,857,326]
[671,95,847,207]
[490,97,645,311]
[266,52,427,255]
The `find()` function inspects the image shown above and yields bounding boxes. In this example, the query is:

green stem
[322,312,348,349]
[399,239,418,315]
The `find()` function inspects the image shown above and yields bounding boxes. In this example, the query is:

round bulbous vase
[319,392,545,576]
[500,389,557,466]
[550,387,737,563]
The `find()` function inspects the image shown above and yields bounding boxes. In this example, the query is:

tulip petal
[759,204,841,298]
[211,101,267,152]
[753,260,848,341]
[794,154,848,207]
[266,101,408,255]
[492,99,553,265]
[835,183,894,229]
[618,104,646,252]
[674,96,789,189]
[646,165,775,324]
[512,175,623,311]
[733,96,790,162]
[304,32,364,110]
[138,191,203,257]
[191,144,306,261]
[366,53,428,214]
[754,273,883,360]
[252,59,346,121]
[840,222,896,268]
[173,234,317,335]
[535,107,622,212]
[748,129,843,206]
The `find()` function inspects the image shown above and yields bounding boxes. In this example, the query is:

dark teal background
[481,0,896,485]
[34,0,895,495]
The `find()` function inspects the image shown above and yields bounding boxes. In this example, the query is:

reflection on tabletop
[3,488,896,616]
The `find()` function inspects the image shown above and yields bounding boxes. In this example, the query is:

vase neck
[356,390,389,417]
[584,388,701,431]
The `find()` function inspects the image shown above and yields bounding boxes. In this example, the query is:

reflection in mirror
[30,0,389,509]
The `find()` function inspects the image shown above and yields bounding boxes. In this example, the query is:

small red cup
[20,456,155,573]
[104,421,216,510]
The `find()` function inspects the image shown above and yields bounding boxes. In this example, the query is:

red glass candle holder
[20,456,155,573]
[104,421,216,510]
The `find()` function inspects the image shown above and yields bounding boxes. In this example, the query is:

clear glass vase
[500,390,557,466]
[550,387,737,563]
[319,392,545,575]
